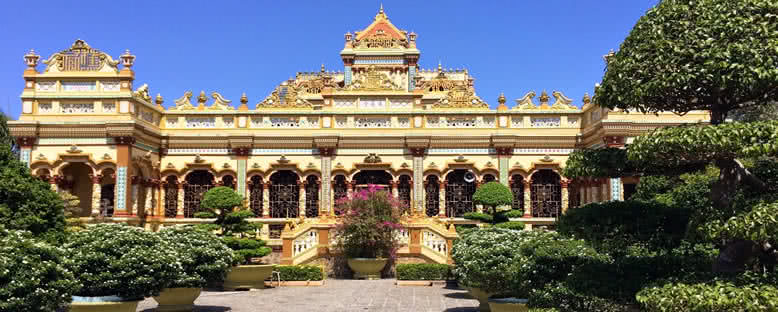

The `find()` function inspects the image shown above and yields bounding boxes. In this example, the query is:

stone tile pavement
[137,279,480,312]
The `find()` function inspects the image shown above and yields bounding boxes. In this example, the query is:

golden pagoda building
[9,7,708,264]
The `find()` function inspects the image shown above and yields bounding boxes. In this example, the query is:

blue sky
[0,0,660,118]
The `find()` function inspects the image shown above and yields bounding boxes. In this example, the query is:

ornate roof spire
[497,92,508,111]
[380,3,384,14]
[321,63,325,73]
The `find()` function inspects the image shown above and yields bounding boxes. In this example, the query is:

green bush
[0,144,66,238]
[65,224,181,299]
[200,186,244,215]
[494,221,525,231]
[637,281,778,312]
[473,182,513,214]
[221,236,271,265]
[193,211,217,219]
[396,263,451,280]
[157,226,234,288]
[557,200,690,253]
[274,265,324,281]
[452,227,525,295]
[499,209,524,219]
[462,212,493,223]
[529,282,630,312]
[0,228,78,312]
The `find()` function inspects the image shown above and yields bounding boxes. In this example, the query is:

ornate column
[130,176,140,216]
[48,176,59,192]
[391,181,399,198]
[233,148,250,198]
[298,180,306,218]
[15,137,36,168]
[495,147,513,186]
[610,177,622,201]
[475,179,484,213]
[438,181,446,217]
[262,182,271,218]
[602,178,610,202]
[89,174,102,217]
[177,181,185,218]
[347,181,354,198]
[410,148,426,215]
[319,148,334,215]
[144,179,154,217]
[159,180,167,218]
[523,180,532,217]
[561,179,569,215]
[113,136,135,216]
[330,180,336,216]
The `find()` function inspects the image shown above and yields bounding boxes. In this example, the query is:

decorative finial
[498,93,506,105]
[197,91,207,104]
[321,63,325,73]
[24,49,40,68]
[120,49,135,68]
[380,3,384,13]
[155,93,164,105]
[437,61,442,72]
[582,93,591,105]
[240,93,248,105]
[539,90,550,104]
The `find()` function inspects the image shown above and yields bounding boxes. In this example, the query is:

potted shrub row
[333,184,403,279]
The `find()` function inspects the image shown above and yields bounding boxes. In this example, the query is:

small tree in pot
[64,224,180,312]
[333,185,403,279]
[153,226,234,311]
[198,186,272,290]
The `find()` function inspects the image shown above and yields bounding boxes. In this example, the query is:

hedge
[396,263,452,280]
[274,265,324,281]
[637,281,778,312]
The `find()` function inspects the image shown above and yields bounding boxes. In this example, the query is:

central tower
[340,5,420,91]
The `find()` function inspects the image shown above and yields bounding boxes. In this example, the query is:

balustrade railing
[421,229,448,257]
[293,228,318,257]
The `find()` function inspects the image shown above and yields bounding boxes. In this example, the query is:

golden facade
[10,8,708,264]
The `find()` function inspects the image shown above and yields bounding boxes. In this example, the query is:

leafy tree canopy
[472,181,513,213]
[595,0,778,124]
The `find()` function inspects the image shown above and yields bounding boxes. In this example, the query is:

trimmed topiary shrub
[274,265,324,281]
[222,236,271,265]
[462,212,493,223]
[200,186,243,216]
[65,224,181,299]
[500,209,524,219]
[396,263,452,280]
[199,187,270,265]
[473,181,514,214]
[529,282,630,312]
[156,226,234,288]
[0,227,78,312]
[637,281,778,312]
[452,227,525,294]
[494,221,525,231]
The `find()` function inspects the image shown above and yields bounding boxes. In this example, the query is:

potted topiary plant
[452,227,527,312]
[65,224,180,312]
[0,226,79,312]
[333,184,402,280]
[198,186,272,290]
[153,226,234,311]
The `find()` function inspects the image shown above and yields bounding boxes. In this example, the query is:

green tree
[0,144,66,237]
[472,181,513,215]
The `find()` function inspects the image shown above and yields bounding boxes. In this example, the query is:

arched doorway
[132,165,148,217]
[531,170,561,218]
[184,170,214,217]
[305,175,320,218]
[60,162,93,217]
[269,170,299,218]
[510,175,525,213]
[99,169,116,217]
[248,175,264,217]
[332,175,348,215]
[353,170,392,191]
[445,169,475,217]
[482,174,497,184]
[425,175,440,217]
[221,175,236,190]
[397,175,411,215]
[163,176,179,218]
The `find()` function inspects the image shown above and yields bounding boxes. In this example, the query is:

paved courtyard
[137,279,480,312]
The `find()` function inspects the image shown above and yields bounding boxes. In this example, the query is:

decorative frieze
[166,117,178,127]
[38,138,115,145]
[100,80,120,91]
[36,81,56,92]
[358,97,386,109]
[397,117,410,128]
[302,117,319,128]
[186,117,216,128]
[335,117,349,128]
[510,116,523,128]
[167,148,229,155]
[513,148,574,154]
[333,99,356,108]
[115,167,127,211]
[428,148,492,155]
[568,117,579,127]
[140,110,154,123]
[446,117,476,128]
[251,149,319,155]
[270,117,301,128]
[62,81,96,92]
[389,99,412,109]
[102,102,116,113]
[38,102,53,113]
[61,103,94,114]
[481,116,496,128]
[355,117,391,128]
[426,116,441,128]
[531,117,560,128]
[222,117,235,128]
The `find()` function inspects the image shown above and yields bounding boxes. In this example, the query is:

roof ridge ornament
[208,92,235,110]
[42,39,120,73]
[551,91,577,110]
[170,91,195,110]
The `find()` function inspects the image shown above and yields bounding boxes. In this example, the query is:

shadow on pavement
[141,306,231,312]
[443,292,474,300]
[443,308,479,312]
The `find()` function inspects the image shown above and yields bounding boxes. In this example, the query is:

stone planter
[466,287,494,312]
[152,287,202,311]
[347,258,388,280]
[69,296,140,312]
[223,264,274,290]
[488,298,529,312]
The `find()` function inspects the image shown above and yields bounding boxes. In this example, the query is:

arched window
[353,170,392,191]
[305,175,320,218]
[568,180,581,209]
[221,175,235,190]
[397,175,412,215]
[482,174,496,184]
[445,169,475,217]
[269,170,299,218]
[99,169,116,217]
[531,170,561,218]
[248,176,264,217]
[510,175,525,213]
[60,162,94,217]
[184,170,214,217]
[163,176,179,218]
[425,175,440,217]
[333,175,348,215]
